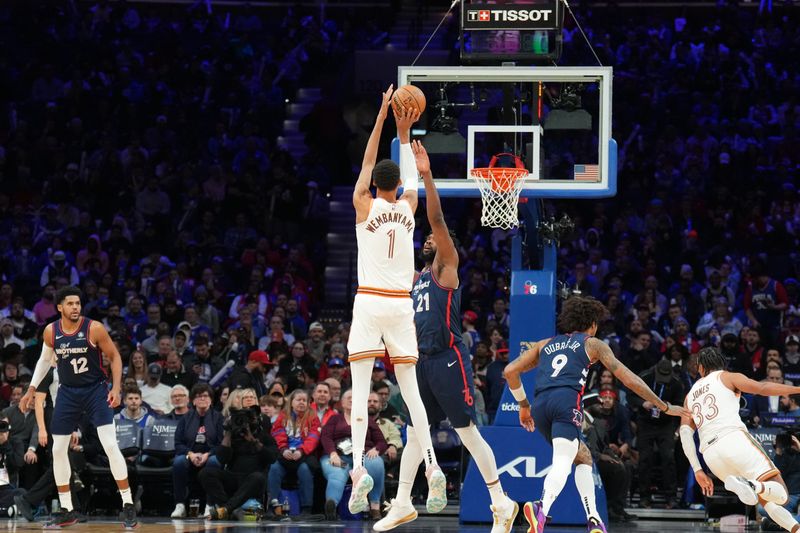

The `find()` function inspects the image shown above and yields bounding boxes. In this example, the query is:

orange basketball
[391,84,426,117]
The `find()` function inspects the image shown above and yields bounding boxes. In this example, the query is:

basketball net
[470,153,528,229]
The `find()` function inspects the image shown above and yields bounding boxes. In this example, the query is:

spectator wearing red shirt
[269,389,320,514]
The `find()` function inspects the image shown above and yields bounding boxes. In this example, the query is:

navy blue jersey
[533,333,592,396]
[52,318,108,387]
[412,268,463,355]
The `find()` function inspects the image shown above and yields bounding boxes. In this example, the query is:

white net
[469,167,528,229]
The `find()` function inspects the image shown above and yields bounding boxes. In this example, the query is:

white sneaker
[725,476,758,506]
[202,505,213,518]
[348,466,374,514]
[425,464,447,513]
[171,503,186,518]
[490,497,519,533]
[373,499,418,532]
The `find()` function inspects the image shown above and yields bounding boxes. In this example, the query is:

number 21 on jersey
[416,292,429,312]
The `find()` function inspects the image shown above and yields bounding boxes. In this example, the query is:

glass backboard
[390,66,616,199]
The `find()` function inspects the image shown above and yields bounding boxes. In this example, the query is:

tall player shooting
[681,347,800,533]
[347,86,445,516]
[19,286,137,529]
[374,141,518,532]
[504,296,688,533]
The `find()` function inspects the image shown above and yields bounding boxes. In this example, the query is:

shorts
[51,381,114,435]
[347,292,418,365]
[532,387,585,443]
[702,429,779,482]
[417,344,477,428]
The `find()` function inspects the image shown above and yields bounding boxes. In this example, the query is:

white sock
[764,502,800,532]
[396,424,423,506]
[119,487,133,506]
[755,481,789,504]
[575,464,600,521]
[455,425,505,508]
[487,480,507,509]
[349,358,374,468]
[58,490,73,513]
[395,363,437,467]
[541,438,579,516]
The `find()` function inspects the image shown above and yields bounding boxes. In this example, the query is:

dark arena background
[0,0,799,532]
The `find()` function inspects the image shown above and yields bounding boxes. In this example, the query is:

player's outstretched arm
[396,107,421,213]
[589,337,689,417]
[678,400,714,495]
[92,321,123,408]
[354,85,394,217]
[723,371,800,397]
[413,140,458,284]
[20,324,56,413]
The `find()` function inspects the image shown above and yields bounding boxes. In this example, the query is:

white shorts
[347,289,418,365]
[702,430,780,482]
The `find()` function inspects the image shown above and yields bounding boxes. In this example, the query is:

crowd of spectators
[1,0,800,522]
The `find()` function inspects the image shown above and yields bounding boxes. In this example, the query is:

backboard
[390,66,616,199]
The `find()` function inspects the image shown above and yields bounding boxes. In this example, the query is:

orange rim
[471,168,528,193]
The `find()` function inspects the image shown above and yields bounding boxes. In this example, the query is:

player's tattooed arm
[590,338,687,416]
[503,340,546,389]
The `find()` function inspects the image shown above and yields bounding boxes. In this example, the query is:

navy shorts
[51,381,114,435]
[417,344,477,428]
[532,387,584,443]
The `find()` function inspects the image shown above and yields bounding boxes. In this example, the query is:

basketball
[391,84,426,116]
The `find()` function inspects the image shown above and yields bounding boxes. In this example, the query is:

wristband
[510,385,527,403]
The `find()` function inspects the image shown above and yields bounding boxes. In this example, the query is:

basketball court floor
[0,517,730,532]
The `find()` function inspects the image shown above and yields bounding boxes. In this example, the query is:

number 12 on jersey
[70,357,89,375]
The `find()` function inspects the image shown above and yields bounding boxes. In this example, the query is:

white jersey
[687,370,747,452]
[355,198,415,293]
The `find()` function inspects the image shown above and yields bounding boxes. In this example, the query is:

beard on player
[420,234,437,264]
[420,245,436,265]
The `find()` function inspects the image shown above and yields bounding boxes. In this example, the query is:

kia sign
[463,2,560,31]
[460,426,608,525]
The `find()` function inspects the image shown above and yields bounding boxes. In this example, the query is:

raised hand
[377,84,394,122]
[393,106,420,133]
[412,140,430,175]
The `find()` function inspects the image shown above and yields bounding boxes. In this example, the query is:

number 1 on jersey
[387,229,396,259]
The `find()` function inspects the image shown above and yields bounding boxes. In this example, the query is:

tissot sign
[462,2,560,30]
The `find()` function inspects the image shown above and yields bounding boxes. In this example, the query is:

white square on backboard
[467,125,543,182]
